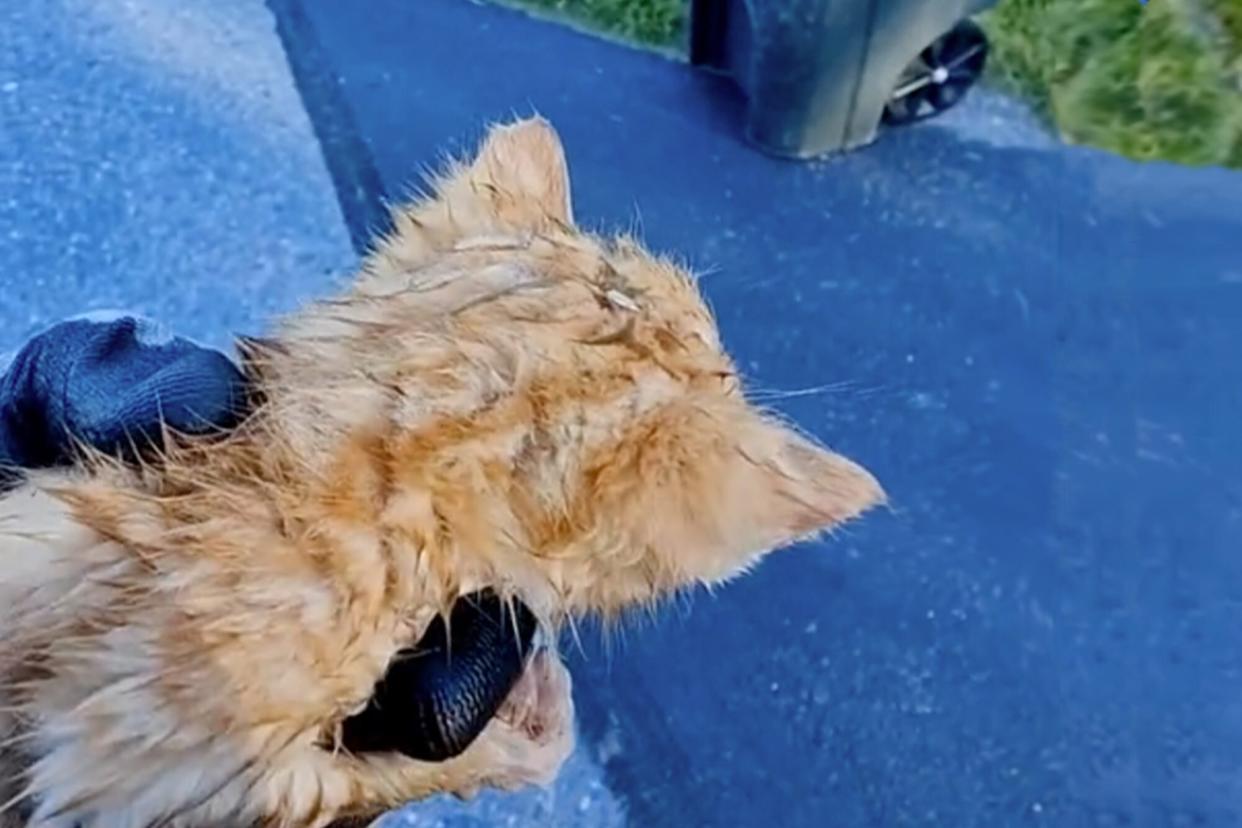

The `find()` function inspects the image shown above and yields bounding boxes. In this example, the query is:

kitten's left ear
[463,117,573,228]
[362,117,573,284]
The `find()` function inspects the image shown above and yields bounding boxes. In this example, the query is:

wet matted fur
[0,118,883,828]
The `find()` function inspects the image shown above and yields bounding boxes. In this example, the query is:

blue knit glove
[0,315,247,489]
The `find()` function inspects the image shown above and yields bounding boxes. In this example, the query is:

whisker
[564,613,586,661]
[746,380,864,401]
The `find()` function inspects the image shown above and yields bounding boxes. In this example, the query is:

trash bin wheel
[882,19,988,126]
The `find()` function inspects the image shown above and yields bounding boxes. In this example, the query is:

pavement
[3,0,1242,826]
[0,0,355,354]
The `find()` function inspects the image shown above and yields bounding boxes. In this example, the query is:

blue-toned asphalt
[0,0,354,355]
[4,0,1242,826]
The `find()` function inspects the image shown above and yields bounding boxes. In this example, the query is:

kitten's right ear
[576,396,885,615]
[361,117,574,288]
[643,406,886,587]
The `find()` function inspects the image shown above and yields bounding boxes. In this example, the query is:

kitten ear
[741,425,886,542]
[695,420,884,584]
[463,117,573,227]
[363,118,573,286]
[606,400,885,591]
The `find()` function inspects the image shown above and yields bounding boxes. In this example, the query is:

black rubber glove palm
[0,315,247,489]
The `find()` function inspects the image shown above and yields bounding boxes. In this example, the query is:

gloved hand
[0,315,247,490]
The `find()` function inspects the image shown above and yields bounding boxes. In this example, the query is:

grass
[982,0,1242,168]
[502,0,687,46]
[503,0,1242,169]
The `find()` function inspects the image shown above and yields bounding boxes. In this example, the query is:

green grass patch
[982,0,1242,168]
[503,0,1242,168]
[503,0,687,46]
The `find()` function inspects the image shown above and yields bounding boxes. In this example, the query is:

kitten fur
[0,118,883,828]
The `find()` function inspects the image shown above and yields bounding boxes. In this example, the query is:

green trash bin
[690,0,997,158]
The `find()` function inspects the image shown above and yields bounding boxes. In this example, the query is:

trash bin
[690,0,998,158]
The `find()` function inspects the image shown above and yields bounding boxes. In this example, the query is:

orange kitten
[0,118,883,828]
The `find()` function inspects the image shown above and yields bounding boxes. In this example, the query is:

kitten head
[266,117,885,626]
